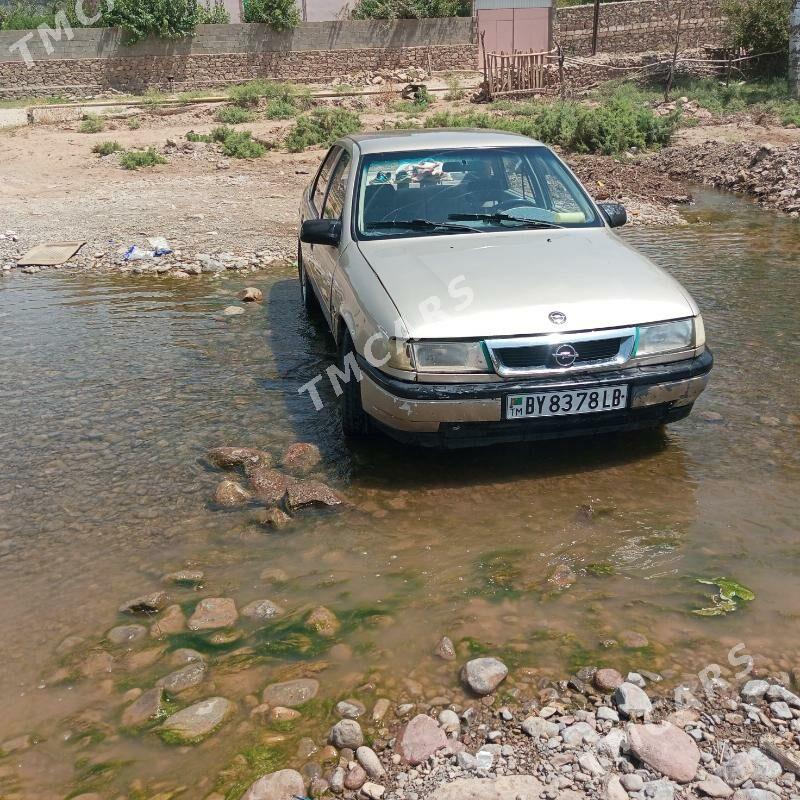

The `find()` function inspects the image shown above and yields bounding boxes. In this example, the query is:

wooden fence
[484,49,556,98]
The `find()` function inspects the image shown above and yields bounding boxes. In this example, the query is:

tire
[339,330,371,437]
[298,243,322,318]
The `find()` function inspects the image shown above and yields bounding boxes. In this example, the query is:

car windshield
[355,146,601,239]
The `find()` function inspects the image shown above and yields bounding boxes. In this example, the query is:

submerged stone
[241,599,283,621]
[280,442,322,475]
[119,591,169,615]
[156,661,207,695]
[161,570,204,587]
[150,604,186,638]
[206,446,272,470]
[285,480,343,512]
[248,467,294,506]
[213,480,252,507]
[258,508,292,529]
[158,696,232,743]
[107,624,147,646]
[262,678,319,708]
[122,687,164,729]
[306,606,340,637]
[188,597,238,630]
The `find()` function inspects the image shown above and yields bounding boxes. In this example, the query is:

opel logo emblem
[549,311,567,325]
[554,344,578,367]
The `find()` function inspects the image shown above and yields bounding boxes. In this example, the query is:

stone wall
[555,0,727,55]
[0,19,477,97]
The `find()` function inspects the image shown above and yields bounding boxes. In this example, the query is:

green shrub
[79,114,104,133]
[186,130,212,142]
[120,148,167,169]
[92,140,123,155]
[721,0,791,76]
[424,96,678,155]
[188,125,267,157]
[265,98,298,119]
[444,74,465,101]
[215,105,255,124]
[142,88,167,107]
[197,0,230,23]
[350,0,470,18]
[284,108,361,151]
[228,80,311,112]
[243,0,300,29]
[127,116,142,129]
[228,81,265,108]
[100,0,200,44]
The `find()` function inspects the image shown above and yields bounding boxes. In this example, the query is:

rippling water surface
[0,191,798,798]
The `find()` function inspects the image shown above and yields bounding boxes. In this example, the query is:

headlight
[412,341,490,373]
[635,318,696,357]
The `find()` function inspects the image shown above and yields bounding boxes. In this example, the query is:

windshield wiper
[448,212,564,229]
[365,219,480,233]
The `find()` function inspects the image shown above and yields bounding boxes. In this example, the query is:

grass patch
[91,140,123,156]
[186,126,267,157]
[126,115,142,130]
[215,105,255,124]
[79,114,104,134]
[177,89,212,103]
[265,98,299,119]
[120,148,167,170]
[285,108,361,152]
[142,88,167,108]
[228,80,311,111]
[586,562,616,577]
[426,92,678,155]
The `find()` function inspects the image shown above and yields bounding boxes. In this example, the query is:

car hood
[358,228,697,339]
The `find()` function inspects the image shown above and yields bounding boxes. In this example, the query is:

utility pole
[791,0,800,99]
[591,0,600,56]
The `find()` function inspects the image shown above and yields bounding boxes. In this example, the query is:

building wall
[555,0,727,55]
[0,19,477,97]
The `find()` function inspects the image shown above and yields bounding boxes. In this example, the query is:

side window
[501,154,539,203]
[312,147,340,213]
[322,152,351,220]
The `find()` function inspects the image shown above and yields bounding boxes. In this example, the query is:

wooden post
[556,41,565,100]
[591,0,600,56]
[665,9,683,102]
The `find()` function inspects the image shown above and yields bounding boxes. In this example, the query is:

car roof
[344,129,545,154]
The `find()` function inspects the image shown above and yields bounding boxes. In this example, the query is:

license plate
[506,385,628,419]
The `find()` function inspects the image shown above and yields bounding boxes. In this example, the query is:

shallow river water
[0,190,799,799]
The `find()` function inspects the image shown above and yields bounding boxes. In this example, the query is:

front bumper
[358,350,713,447]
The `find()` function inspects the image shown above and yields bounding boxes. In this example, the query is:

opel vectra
[297,130,712,447]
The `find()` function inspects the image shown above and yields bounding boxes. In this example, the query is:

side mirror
[301,218,341,247]
[598,202,627,228]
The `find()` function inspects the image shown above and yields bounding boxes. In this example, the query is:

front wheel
[339,331,371,438]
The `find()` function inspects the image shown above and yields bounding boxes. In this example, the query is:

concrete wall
[555,0,727,55]
[0,18,477,96]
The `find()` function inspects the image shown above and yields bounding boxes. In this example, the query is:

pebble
[356,746,386,779]
[240,599,283,621]
[627,722,701,783]
[614,682,653,718]
[241,768,305,800]
[336,699,366,719]
[396,714,447,765]
[188,597,238,630]
[434,636,456,661]
[329,719,364,749]
[159,696,232,743]
[119,591,169,615]
[595,668,624,692]
[263,678,319,708]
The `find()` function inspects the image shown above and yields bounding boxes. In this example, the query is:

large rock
[156,661,207,694]
[429,775,544,800]
[248,467,294,505]
[614,682,653,718]
[122,687,164,728]
[765,684,800,708]
[213,480,252,507]
[242,769,305,800]
[329,719,363,749]
[732,791,779,800]
[396,714,447,765]
[280,442,322,475]
[119,591,169,615]
[627,722,700,784]
[206,447,272,470]
[460,657,508,696]
[159,697,232,743]
[521,716,559,740]
[188,597,238,630]
[285,480,343,512]
[262,678,319,708]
